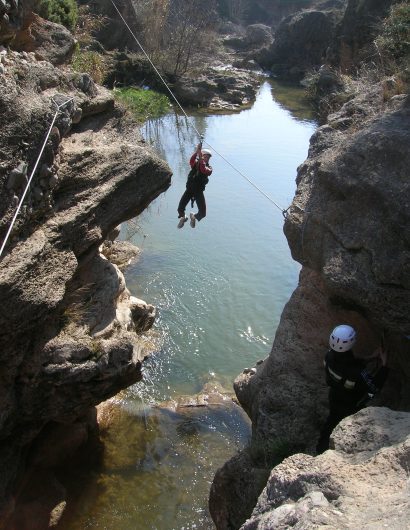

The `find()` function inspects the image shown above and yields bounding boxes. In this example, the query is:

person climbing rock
[177,143,213,229]
[316,324,388,454]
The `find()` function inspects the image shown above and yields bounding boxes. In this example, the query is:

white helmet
[201,149,212,157]
[329,325,356,352]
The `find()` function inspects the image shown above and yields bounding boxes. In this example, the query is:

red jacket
[190,153,212,176]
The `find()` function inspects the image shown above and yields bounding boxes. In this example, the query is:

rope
[109,0,202,140]
[0,97,74,260]
[109,0,288,216]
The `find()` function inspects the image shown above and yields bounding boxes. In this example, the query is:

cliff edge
[0,3,171,526]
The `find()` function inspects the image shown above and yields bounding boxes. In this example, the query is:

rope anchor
[0,97,74,260]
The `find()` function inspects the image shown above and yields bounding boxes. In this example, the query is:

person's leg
[178,189,192,218]
[194,191,206,221]
[316,393,353,454]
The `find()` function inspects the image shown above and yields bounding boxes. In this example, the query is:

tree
[163,0,218,76]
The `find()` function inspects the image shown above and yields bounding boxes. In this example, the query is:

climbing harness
[0,97,74,260]
[109,0,289,218]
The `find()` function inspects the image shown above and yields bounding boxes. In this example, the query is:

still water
[59,81,316,530]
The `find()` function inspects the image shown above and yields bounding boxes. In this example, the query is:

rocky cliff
[210,1,409,527]
[0,3,171,527]
[255,0,400,80]
[255,0,347,80]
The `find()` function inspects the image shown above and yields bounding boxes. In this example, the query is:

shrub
[71,46,108,85]
[375,2,410,61]
[113,87,171,122]
[37,0,78,31]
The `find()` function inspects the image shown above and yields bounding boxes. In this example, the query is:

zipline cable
[0,97,74,260]
[109,0,289,216]
[109,0,202,140]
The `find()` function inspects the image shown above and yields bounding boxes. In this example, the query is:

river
[58,81,316,530]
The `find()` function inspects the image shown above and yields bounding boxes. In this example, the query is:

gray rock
[255,10,342,80]
[11,13,76,65]
[7,162,28,191]
[245,24,272,47]
[130,296,156,333]
[101,240,140,271]
[0,63,5,75]
[284,94,410,334]
[48,174,58,189]
[75,73,97,96]
[71,108,83,124]
[240,408,410,530]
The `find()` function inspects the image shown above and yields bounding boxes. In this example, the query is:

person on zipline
[177,143,213,228]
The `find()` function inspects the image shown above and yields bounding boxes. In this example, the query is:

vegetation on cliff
[113,86,171,121]
[37,0,78,30]
[375,1,410,85]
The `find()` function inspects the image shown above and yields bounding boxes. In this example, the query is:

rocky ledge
[0,28,171,526]
[242,407,410,529]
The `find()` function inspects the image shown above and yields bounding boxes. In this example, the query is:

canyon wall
[0,3,171,526]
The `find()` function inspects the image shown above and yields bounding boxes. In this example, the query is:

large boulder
[245,24,272,47]
[11,12,76,65]
[240,408,410,529]
[256,9,343,80]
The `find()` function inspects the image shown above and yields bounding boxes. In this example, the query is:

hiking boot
[190,212,196,228]
[177,216,188,229]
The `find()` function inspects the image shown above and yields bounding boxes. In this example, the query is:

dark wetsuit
[177,153,212,222]
[316,349,388,453]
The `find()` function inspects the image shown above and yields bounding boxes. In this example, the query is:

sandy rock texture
[0,8,171,524]
[240,407,410,529]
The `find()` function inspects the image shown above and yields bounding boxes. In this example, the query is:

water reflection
[270,80,316,122]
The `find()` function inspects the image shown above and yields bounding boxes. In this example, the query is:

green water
[59,81,316,530]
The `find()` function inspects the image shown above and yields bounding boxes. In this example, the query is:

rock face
[77,0,140,52]
[174,68,260,110]
[328,0,398,70]
[210,51,409,530]
[256,7,344,80]
[284,93,410,336]
[254,0,399,80]
[0,8,172,523]
[240,408,410,529]
[11,12,76,65]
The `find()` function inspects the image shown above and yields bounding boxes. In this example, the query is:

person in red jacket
[177,143,213,229]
